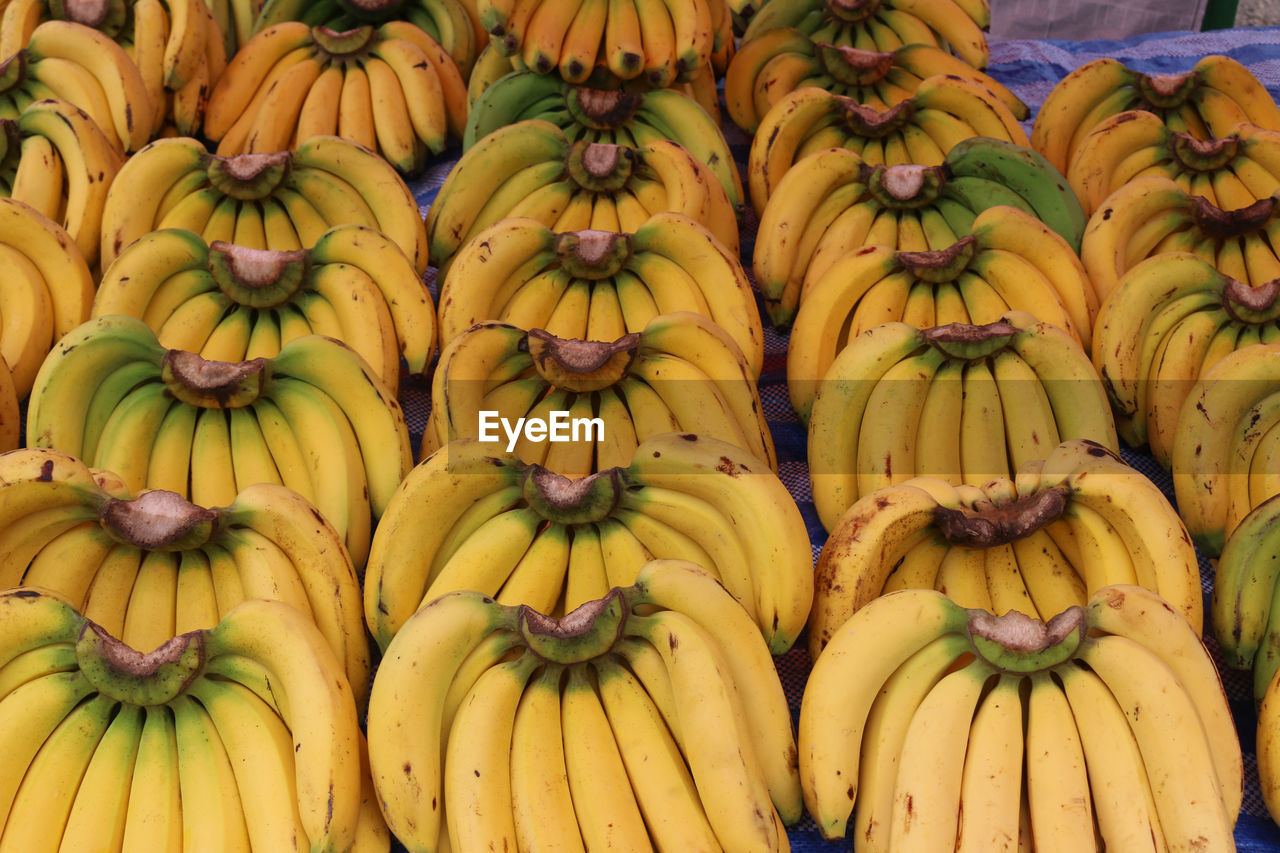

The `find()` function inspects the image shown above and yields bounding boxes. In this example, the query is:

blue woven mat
[401,27,1280,851]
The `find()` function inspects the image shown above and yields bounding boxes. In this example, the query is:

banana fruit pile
[801,582,1242,850]
[5,0,1280,848]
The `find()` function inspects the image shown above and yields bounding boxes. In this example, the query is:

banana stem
[518,588,628,663]
[966,605,1086,673]
[933,487,1068,548]
[76,621,207,705]
[98,490,218,549]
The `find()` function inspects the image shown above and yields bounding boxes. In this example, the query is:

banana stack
[366,559,802,853]
[740,0,991,69]
[24,314,413,568]
[0,196,95,400]
[91,222,437,384]
[1172,341,1280,556]
[465,37,728,119]
[1213,492,1280,704]
[0,0,226,137]
[1032,52,1280,175]
[800,583,1241,850]
[0,586,388,851]
[807,437,1201,658]
[1068,112,1280,215]
[1080,173,1280,301]
[754,139,1087,329]
[98,133,429,273]
[0,98,123,267]
[726,39,1025,135]
[747,76,1030,215]
[474,0,731,90]
[0,445,370,701]
[1091,251,1280,464]
[788,209,1098,420]
[436,211,764,374]
[0,19,154,154]
[364,432,812,654]
[805,313,1118,523]
[203,20,467,175]
[425,117,739,278]
[253,0,480,76]
[463,69,745,211]
[424,312,774,472]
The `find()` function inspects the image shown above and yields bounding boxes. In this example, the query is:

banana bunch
[364,432,812,653]
[0,195,94,399]
[1069,112,1280,216]
[727,40,1025,136]
[755,139,1088,329]
[477,0,729,87]
[0,357,15,450]
[91,222,437,385]
[1079,174,1280,301]
[0,19,153,153]
[0,98,123,268]
[799,583,1241,849]
[807,314,1118,528]
[464,69,745,212]
[0,0,228,138]
[203,20,468,176]
[1092,251,1280,465]
[0,445,371,701]
[466,37,727,120]
[1032,52,1280,175]
[807,437,1201,657]
[1212,493,1280,704]
[98,133,430,274]
[437,212,764,376]
[0,586,389,851]
[740,0,990,67]
[1172,341,1280,556]
[422,312,775,473]
[426,118,739,280]
[747,77,1030,215]
[254,0,479,76]
[25,315,413,568]
[789,207,1097,418]
[367,559,802,852]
